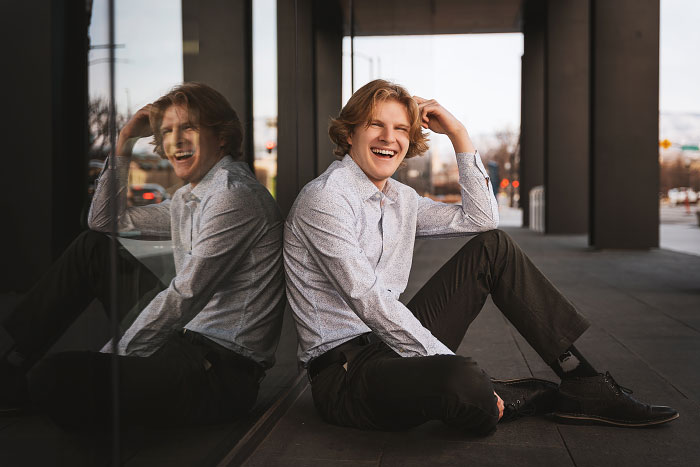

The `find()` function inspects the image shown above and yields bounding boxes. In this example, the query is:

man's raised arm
[87,105,170,236]
[412,97,499,238]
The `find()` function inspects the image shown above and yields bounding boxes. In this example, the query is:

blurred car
[128,183,170,206]
[668,187,698,205]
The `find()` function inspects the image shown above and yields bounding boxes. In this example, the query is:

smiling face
[347,99,411,190]
[160,104,224,187]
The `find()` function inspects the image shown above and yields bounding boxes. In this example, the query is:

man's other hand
[495,392,504,420]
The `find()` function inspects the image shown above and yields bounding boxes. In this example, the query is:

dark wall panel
[277,0,343,217]
[182,0,254,166]
[2,0,88,292]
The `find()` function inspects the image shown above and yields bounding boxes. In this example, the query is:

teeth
[372,148,395,156]
[174,151,194,160]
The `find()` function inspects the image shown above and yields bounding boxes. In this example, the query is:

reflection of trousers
[310,229,590,434]
[2,230,261,429]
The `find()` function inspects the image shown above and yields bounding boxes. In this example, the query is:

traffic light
[266,141,276,154]
[659,139,672,149]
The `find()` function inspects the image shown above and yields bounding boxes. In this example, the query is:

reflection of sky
[89,0,183,114]
[88,0,700,141]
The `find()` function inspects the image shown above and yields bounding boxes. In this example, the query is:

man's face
[160,105,223,187]
[347,99,411,190]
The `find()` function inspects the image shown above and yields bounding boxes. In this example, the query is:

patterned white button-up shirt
[88,156,285,368]
[284,152,499,364]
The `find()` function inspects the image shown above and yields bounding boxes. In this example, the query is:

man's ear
[347,133,352,146]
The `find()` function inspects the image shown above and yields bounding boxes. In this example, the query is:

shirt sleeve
[290,189,454,358]
[87,157,171,236]
[113,186,267,356]
[415,150,499,238]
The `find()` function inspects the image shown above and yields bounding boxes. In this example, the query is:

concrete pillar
[545,0,590,234]
[520,0,546,228]
[182,0,254,166]
[590,0,660,248]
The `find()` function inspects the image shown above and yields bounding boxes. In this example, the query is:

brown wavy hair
[149,82,243,160]
[329,79,429,160]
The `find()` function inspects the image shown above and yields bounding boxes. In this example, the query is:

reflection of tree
[88,97,127,159]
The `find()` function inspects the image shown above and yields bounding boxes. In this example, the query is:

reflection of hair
[329,79,429,159]
[150,82,243,159]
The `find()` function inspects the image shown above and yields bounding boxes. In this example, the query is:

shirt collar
[183,155,235,201]
[340,154,397,204]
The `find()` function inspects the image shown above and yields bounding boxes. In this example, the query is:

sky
[88,0,700,150]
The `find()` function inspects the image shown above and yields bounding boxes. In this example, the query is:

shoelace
[603,371,633,396]
[506,399,537,417]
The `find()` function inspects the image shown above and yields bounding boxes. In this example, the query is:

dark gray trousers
[310,229,590,434]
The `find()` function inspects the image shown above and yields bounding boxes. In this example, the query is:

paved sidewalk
[243,227,700,467]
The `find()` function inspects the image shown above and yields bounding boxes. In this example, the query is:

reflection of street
[660,203,700,256]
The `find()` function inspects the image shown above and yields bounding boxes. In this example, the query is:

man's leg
[2,230,164,368]
[407,229,677,426]
[310,229,577,434]
[311,342,500,435]
[27,331,261,430]
[1,230,164,413]
[406,229,589,363]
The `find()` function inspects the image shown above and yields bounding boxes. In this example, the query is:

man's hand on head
[413,96,476,154]
[117,104,154,157]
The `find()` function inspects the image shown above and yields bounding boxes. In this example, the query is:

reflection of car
[668,187,698,205]
[129,183,170,206]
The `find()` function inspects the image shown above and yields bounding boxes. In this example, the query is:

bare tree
[88,97,127,160]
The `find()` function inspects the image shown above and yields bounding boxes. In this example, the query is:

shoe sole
[551,411,679,427]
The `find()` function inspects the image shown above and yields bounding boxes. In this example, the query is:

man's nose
[380,127,396,142]
[172,126,183,144]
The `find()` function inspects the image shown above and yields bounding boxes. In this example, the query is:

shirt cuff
[456,150,490,179]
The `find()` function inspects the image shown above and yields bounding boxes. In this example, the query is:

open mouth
[174,150,194,161]
[371,147,396,158]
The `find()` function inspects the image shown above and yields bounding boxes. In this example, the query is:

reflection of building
[128,156,184,195]
[393,152,432,195]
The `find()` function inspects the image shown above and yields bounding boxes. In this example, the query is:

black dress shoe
[492,377,559,423]
[553,372,679,427]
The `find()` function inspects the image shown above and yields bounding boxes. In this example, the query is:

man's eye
[371,122,382,127]
[162,129,171,134]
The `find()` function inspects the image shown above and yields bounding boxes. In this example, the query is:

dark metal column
[520,0,546,228]
[545,0,590,234]
[590,0,660,248]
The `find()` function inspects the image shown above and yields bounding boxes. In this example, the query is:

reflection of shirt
[285,153,498,364]
[88,156,285,368]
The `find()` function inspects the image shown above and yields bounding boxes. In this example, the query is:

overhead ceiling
[340,0,525,36]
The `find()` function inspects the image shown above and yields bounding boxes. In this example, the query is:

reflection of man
[284,79,678,434]
[0,83,286,429]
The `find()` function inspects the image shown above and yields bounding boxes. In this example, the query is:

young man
[0,83,286,429]
[284,79,678,434]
